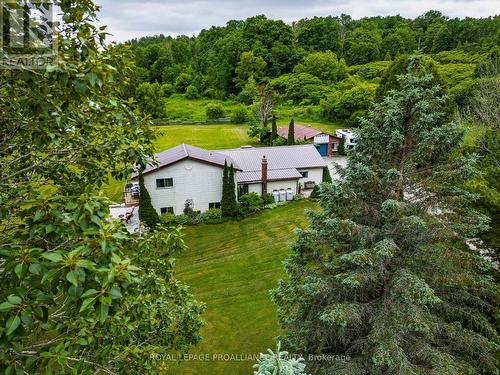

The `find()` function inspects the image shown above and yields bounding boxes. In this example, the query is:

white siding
[297,167,323,186]
[244,180,299,196]
[143,159,224,215]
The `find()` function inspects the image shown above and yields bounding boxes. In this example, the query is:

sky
[94,0,500,42]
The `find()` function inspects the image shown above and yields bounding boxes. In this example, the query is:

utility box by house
[279,189,286,201]
[273,190,280,202]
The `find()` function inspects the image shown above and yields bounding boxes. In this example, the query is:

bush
[239,192,264,215]
[174,73,192,93]
[262,193,275,205]
[310,184,321,199]
[205,208,222,220]
[174,214,189,225]
[206,103,226,119]
[293,194,304,201]
[320,83,376,123]
[203,88,226,100]
[185,85,199,99]
[161,83,174,97]
[159,212,176,225]
[231,106,248,123]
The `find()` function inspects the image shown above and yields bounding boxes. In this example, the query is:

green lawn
[165,200,317,374]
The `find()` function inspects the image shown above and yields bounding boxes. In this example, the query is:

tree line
[129,12,499,98]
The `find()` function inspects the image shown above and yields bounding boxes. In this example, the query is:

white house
[126,143,327,215]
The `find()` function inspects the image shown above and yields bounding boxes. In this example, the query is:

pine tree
[287,118,295,145]
[271,115,278,145]
[221,161,230,217]
[272,55,499,374]
[227,164,239,216]
[337,136,346,155]
[138,169,159,229]
[221,162,239,217]
[322,167,332,183]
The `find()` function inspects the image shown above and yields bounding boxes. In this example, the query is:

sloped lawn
[167,200,317,374]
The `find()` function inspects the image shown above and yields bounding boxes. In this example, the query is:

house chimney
[261,155,268,194]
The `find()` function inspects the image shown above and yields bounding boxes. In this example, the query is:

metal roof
[277,124,322,141]
[138,144,239,177]
[217,144,327,172]
[236,168,303,183]
[134,143,326,183]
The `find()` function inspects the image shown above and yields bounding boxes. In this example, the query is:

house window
[332,143,338,151]
[160,207,174,214]
[300,171,309,178]
[209,202,221,209]
[238,184,249,196]
[156,178,173,189]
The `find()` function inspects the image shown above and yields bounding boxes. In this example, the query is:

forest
[128,12,499,123]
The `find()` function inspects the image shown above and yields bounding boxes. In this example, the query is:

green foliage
[237,76,258,104]
[270,73,330,104]
[131,14,500,103]
[322,167,332,183]
[294,51,347,83]
[235,51,267,88]
[271,115,278,144]
[160,212,176,225]
[161,82,175,97]
[253,341,309,375]
[174,72,193,93]
[185,84,200,99]
[287,119,295,145]
[205,208,223,220]
[0,2,203,373]
[375,55,454,122]
[262,193,276,205]
[272,54,499,374]
[138,170,160,229]
[347,60,391,80]
[239,193,264,214]
[345,28,382,65]
[174,214,190,225]
[231,106,249,123]
[135,82,166,118]
[206,103,226,119]
[221,162,239,217]
[337,137,346,155]
[309,184,322,199]
[321,83,376,124]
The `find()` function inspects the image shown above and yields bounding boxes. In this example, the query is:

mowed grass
[166,200,317,374]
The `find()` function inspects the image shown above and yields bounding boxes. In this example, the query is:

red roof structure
[277,124,323,141]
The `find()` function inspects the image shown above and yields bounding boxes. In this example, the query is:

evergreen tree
[337,136,346,155]
[138,169,160,229]
[221,162,239,217]
[322,167,332,183]
[272,55,499,374]
[271,115,278,145]
[221,161,230,216]
[228,164,239,216]
[287,118,295,145]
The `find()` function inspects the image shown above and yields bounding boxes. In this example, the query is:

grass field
[164,199,317,374]
[101,122,343,202]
